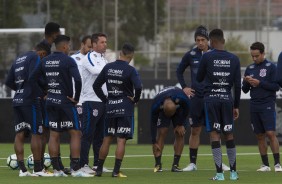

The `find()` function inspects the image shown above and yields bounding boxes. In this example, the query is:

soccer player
[70,35,92,126]
[242,42,282,172]
[196,28,241,180]
[277,52,282,87]
[176,25,229,172]
[41,22,61,49]
[93,43,142,177]
[5,42,53,177]
[79,33,110,174]
[151,86,189,173]
[30,35,93,177]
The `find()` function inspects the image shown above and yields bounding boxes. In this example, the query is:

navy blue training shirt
[150,86,190,143]
[31,51,82,106]
[5,51,41,106]
[176,47,208,97]
[93,60,142,117]
[242,59,279,112]
[196,49,241,108]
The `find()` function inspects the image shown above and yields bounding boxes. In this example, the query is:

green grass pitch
[0,143,281,184]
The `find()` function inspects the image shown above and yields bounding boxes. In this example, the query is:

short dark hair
[121,42,135,56]
[250,42,265,53]
[54,35,70,45]
[209,28,224,42]
[45,22,60,36]
[35,42,51,54]
[81,35,91,44]
[91,33,107,44]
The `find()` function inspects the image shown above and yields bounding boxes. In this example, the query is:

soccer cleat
[183,163,197,171]
[71,169,94,177]
[63,167,71,175]
[230,170,239,180]
[274,163,282,172]
[19,170,38,177]
[95,170,102,177]
[222,163,230,171]
[257,165,271,172]
[210,173,225,181]
[171,165,183,172]
[81,164,95,174]
[112,172,127,178]
[93,166,112,173]
[53,170,68,177]
[154,164,163,172]
[33,169,54,177]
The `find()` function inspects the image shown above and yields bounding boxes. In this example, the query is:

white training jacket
[79,51,108,103]
[70,51,86,105]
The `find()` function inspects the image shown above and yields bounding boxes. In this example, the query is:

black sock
[211,141,222,173]
[273,153,280,165]
[41,158,45,170]
[18,160,27,172]
[71,158,80,171]
[190,148,198,164]
[261,154,269,166]
[97,159,105,172]
[34,160,42,172]
[173,155,181,166]
[51,157,61,171]
[155,155,162,166]
[58,153,64,170]
[113,159,122,174]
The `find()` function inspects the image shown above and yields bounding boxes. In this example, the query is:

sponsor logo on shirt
[46,72,59,76]
[48,79,60,88]
[108,69,123,77]
[213,59,230,67]
[108,79,123,84]
[108,99,123,104]
[15,67,24,72]
[45,60,60,67]
[16,56,27,64]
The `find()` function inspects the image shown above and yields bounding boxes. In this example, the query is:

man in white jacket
[79,33,110,174]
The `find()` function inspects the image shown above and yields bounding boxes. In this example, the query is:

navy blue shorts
[105,116,134,139]
[204,101,234,133]
[82,101,105,136]
[46,105,80,132]
[250,111,276,134]
[76,105,83,129]
[13,102,43,135]
[156,108,188,129]
[189,96,205,127]
[39,99,49,128]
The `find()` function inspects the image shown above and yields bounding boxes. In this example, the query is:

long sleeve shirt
[242,59,279,112]
[30,51,82,106]
[176,47,208,97]
[79,51,108,103]
[5,51,41,106]
[150,86,190,143]
[196,49,241,108]
[93,60,142,117]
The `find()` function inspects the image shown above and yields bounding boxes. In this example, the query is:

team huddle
[4,22,282,180]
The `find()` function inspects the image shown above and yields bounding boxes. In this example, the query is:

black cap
[54,35,70,45]
[194,25,209,41]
